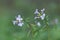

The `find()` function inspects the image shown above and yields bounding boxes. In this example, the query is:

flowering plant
[12,8,49,39]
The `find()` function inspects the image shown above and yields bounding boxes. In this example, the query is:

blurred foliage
[0,0,60,40]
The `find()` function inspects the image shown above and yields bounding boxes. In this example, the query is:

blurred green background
[0,0,60,40]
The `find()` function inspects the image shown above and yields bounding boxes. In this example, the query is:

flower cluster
[12,8,49,38]
[34,8,45,20]
[34,8,46,26]
[13,15,24,27]
[12,8,46,27]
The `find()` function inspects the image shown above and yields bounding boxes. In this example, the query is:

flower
[18,22,24,27]
[34,8,46,27]
[13,15,24,27]
[34,8,45,20]
[34,16,40,19]
[40,13,45,20]
[41,8,45,14]
[12,21,17,25]
[34,9,39,14]
[34,9,41,19]
[16,15,23,22]
[40,8,45,20]
[36,22,41,26]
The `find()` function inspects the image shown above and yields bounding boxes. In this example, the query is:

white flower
[41,8,45,14]
[40,16,44,20]
[18,22,24,27]
[13,15,24,27]
[16,15,23,21]
[40,8,45,20]
[34,16,40,19]
[40,13,45,20]
[12,21,17,25]
[43,13,45,17]
[34,8,46,20]
[18,15,21,18]
[41,8,45,12]
[34,9,39,14]
[37,22,41,26]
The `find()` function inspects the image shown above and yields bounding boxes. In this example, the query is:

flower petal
[34,9,39,14]
[13,21,17,25]
[37,22,41,26]
[18,22,24,27]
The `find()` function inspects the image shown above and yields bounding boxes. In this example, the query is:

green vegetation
[0,0,60,40]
